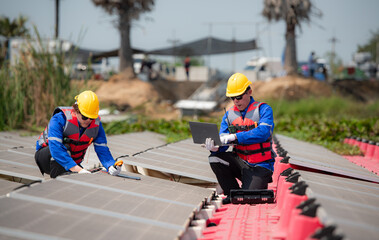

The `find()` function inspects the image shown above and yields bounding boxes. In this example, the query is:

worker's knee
[209,155,230,166]
[35,147,52,175]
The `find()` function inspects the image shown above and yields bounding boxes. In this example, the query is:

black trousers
[35,146,70,178]
[209,152,273,196]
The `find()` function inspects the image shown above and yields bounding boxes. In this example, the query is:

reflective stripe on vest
[226,101,273,164]
[37,107,100,164]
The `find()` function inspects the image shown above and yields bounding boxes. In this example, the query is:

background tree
[0,15,30,66]
[262,0,321,75]
[92,0,154,77]
[357,29,379,64]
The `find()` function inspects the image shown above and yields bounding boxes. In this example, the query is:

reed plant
[0,28,78,130]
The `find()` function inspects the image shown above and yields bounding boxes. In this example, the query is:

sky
[1,0,379,72]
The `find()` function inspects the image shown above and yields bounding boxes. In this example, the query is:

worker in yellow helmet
[35,90,121,178]
[204,73,275,204]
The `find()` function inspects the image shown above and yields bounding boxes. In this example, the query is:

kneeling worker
[35,90,121,178]
[204,73,276,204]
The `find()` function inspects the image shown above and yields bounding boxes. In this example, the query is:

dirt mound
[332,79,379,102]
[150,79,203,102]
[252,76,333,101]
[95,74,160,110]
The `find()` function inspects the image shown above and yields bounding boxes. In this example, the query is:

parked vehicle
[241,57,283,81]
[298,58,328,81]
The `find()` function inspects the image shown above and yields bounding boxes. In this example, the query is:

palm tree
[0,15,30,66]
[92,0,154,77]
[262,0,321,75]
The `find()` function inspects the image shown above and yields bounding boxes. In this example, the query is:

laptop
[189,121,233,146]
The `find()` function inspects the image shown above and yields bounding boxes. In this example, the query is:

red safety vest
[37,107,100,164]
[227,101,273,164]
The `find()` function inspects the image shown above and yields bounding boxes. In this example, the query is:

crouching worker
[204,73,276,204]
[35,90,121,178]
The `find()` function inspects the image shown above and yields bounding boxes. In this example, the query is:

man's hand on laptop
[202,138,219,152]
[220,134,236,144]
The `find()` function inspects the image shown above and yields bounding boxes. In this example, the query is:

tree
[262,0,321,75]
[92,0,154,77]
[0,15,30,66]
[357,29,379,64]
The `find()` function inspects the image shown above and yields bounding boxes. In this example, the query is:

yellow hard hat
[74,90,99,119]
[226,73,252,97]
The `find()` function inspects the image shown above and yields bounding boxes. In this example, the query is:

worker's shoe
[222,196,231,205]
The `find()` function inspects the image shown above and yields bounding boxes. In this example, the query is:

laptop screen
[189,121,222,146]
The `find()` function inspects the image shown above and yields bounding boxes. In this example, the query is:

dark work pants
[209,152,273,196]
[35,146,69,178]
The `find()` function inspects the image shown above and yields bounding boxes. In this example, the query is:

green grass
[268,96,379,119]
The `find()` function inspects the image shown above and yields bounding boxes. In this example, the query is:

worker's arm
[48,112,81,171]
[214,113,232,152]
[235,104,274,144]
[93,122,116,171]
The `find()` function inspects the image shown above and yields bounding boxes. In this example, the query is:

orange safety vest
[37,107,100,164]
[227,101,273,164]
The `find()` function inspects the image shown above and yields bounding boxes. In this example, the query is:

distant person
[322,65,328,81]
[172,66,176,76]
[35,90,121,178]
[165,64,170,75]
[203,73,275,204]
[184,55,191,80]
[308,51,316,77]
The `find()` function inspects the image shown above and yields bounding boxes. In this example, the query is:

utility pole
[55,0,60,39]
[167,30,180,67]
[329,30,339,77]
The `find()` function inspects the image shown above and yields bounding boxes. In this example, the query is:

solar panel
[0,178,23,196]
[275,134,379,183]
[295,170,379,240]
[0,132,36,149]
[0,150,43,181]
[0,197,180,240]
[82,132,166,169]
[126,139,217,183]
[0,172,214,239]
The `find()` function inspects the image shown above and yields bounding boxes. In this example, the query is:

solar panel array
[0,131,215,239]
[0,172,214,240]
[275,134,379,183]
[295,170,379,240]
[1,131,379,240]
[274,134,379,240]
